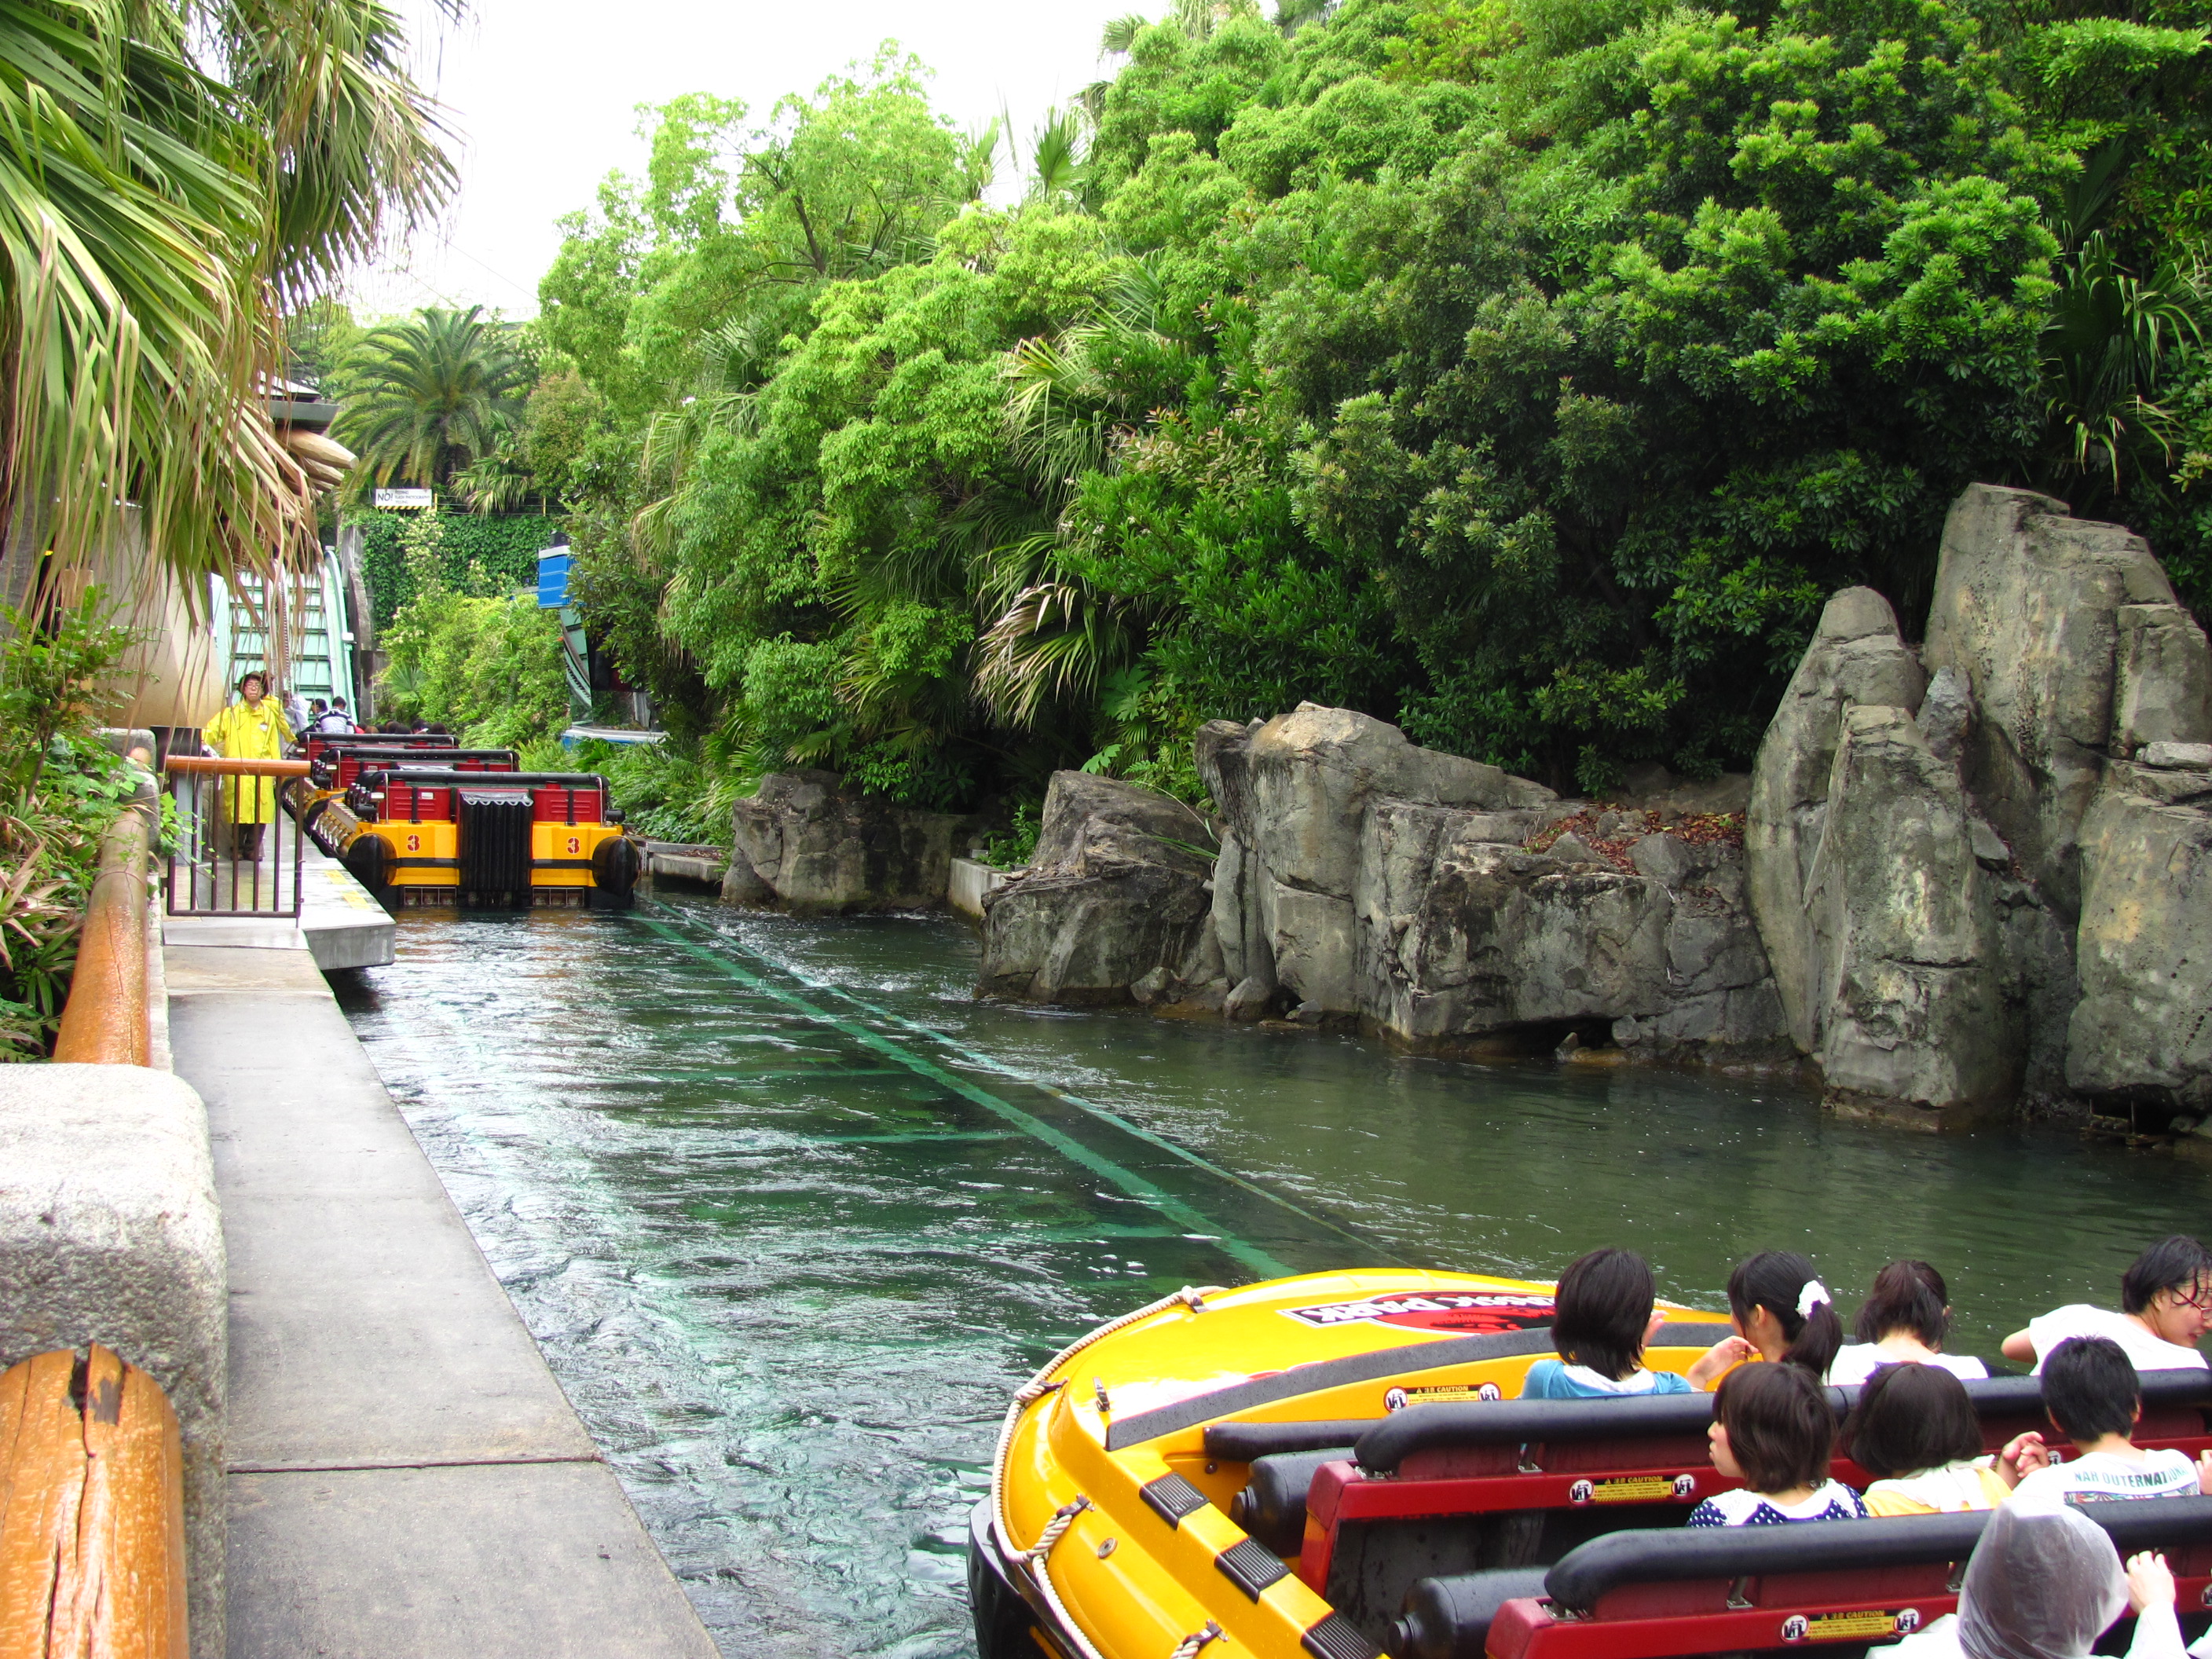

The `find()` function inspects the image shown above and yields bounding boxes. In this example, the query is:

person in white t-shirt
[1828,1259,1990,1386]
[2001,1236,2212,1375]
[2005,1336,2212,1508]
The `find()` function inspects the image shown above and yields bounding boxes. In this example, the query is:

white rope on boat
[1018,1496,1092,1563]
[987,1284,1221,1659]
[1170,1620,1225,1658]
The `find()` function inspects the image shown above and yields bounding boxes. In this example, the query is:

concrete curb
[0,1063,226,1658]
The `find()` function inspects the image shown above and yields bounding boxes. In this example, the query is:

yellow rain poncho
[202,695,294,824]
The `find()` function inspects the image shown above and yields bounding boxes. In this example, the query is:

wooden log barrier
[0,1346,187,1658]
[53,811,152,1068]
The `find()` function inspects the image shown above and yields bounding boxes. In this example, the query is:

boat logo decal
[1566,1473,1699,1504]
[1280,1291,1554,1335]
[1780,1609,1920,1643]
[1383,1381,1502,1410]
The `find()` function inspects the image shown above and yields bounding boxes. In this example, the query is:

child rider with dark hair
[1688,1363,1866,1526]
[1521,1248,1732,1397]
[2009,1336,2212,1505]
[1828,1261,1990,1386]
[1847,1362,2042,1514]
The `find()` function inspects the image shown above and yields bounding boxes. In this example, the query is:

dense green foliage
[0,595,141,1057]
[531,0,2212,822]
[374,514,570,747]
[347,509,559,632]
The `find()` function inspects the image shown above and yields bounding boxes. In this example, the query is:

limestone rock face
[1923,484,2188,921]
[1354,800,1785,1057]
[1746,586,1926,1052]
[2112,604,2212,756]
[1205,703,1555,1014]
[978,771,1219,1005]
[1808,707,2009,1111]
[722,771,959,914]
[2067,775,2212,1106]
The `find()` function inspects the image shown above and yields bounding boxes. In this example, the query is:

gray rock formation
[721,771,958,913]
[2067,764,2212,1106]
[1924,484,2195,921]
[977,771,1222,1005]
[1200,704,1554,1016]
[1745,587,1927,1053]
[1745,484,2212,1119]
[1807,706,2009,1112]
[1353,797,1785,1058]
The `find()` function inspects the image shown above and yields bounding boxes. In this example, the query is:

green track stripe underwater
[632,910,1291,1279]
[641,900,1383,1262]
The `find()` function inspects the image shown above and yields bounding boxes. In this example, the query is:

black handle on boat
[1393,1569,1551,1659]
[1205,1421,1373,1461]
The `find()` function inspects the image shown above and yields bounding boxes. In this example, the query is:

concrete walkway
[167,943,720,1659]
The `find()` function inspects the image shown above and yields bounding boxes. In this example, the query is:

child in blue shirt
[1522,1247,1708,1399]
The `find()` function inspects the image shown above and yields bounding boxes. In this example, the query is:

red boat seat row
[1394,1496,2212,1659]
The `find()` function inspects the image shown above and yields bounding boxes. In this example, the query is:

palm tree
[0,0,457,602]
[335,306,531,495]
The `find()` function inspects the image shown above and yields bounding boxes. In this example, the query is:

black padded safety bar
[1543,1497,2212,1613]
[1355,1365,2211,1475]
[364,768,613,789]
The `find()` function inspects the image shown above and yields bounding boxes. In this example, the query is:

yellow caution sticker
[1382,1381,1503,1408]
[1567,1474,1698,1504]
[1780,1609,1922,1643]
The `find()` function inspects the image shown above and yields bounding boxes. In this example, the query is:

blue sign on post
[536,549,572,608]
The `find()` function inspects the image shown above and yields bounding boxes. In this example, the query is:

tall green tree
[334,305,533,493]
[0,0,456,595]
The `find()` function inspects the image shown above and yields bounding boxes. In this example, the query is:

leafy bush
[375,513,570,745]
[346,508,559,632]
[0,593,141,1057]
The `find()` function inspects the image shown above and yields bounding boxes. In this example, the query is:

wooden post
[53,809,152,1067]
[0,1346,188,1658]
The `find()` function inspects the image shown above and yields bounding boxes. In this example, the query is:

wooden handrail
[53,810,151,1067]
[0,1346,188,1657]
[163,756,309,778]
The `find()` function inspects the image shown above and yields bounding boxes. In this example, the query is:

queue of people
[1520,1236,2212,1657]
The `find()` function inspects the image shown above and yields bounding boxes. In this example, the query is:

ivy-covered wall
[346,510,559,632]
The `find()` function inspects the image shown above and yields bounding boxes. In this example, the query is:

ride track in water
[336,895,2212,1659]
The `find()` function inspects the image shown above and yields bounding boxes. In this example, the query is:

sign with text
[372,487,435,510]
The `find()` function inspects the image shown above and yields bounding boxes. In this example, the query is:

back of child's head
[2041,1336,2140,1441]
[1852,1260,1951,1347]
[1846,1362,1983,1478]
[1728,1251,1844,1378]
[2120,1236,2212,1315]
[1551,1247,1656,1381]
[1716,1361,1835,1493]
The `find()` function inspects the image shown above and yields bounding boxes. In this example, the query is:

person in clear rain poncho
[1891,1497,2200,1659]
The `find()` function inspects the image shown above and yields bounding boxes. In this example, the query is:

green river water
[334,894,2212,1657]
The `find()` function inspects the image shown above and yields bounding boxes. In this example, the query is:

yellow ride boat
[971,1269,1731,1659]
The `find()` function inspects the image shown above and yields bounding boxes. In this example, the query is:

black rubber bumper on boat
[969,1497,1075,1659]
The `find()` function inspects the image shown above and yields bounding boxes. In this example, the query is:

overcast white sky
[350,0,1148,320]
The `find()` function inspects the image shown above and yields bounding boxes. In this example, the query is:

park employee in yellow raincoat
[202,671,292,859]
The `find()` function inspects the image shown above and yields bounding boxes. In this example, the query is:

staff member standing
[203,671,292,859]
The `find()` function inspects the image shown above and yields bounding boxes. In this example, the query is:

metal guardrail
[163,756,310,920]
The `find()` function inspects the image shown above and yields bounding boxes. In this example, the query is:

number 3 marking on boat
[406,834,420,852]
[568,837,580,853]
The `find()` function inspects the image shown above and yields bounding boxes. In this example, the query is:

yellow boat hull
[976,1269,1730,1659]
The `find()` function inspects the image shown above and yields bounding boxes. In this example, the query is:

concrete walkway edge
[167,940,720,1659]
